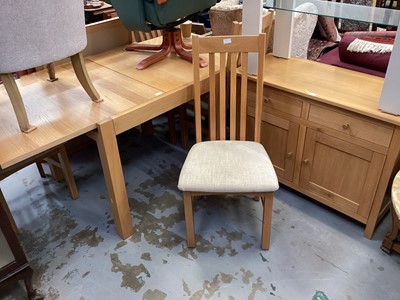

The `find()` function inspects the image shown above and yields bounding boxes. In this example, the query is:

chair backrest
[231,11,273,66]
[0,0,87,73]
[131,30,162,43]
[192,33,266,143]
[232,11,274,47]
[291,3,318,59]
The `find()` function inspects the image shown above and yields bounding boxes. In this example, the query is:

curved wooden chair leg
[70,52,102,103]
[1,73,36,133]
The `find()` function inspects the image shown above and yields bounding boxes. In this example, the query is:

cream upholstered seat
[179,141,277,193]
[178,33,279,250]
[0,0,101,133]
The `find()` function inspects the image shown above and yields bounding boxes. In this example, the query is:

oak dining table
[0,39,211,239]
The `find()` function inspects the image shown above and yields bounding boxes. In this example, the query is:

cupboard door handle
[264,97,271,103]
[286,151,293,158]
[342,123,350,130]
[303,158,309,164]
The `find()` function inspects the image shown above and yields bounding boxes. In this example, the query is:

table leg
[88,119,133,239]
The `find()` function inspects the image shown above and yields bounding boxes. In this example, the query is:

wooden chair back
[192,33,266,144]
[130,29,162,43]
[232,11,273,51]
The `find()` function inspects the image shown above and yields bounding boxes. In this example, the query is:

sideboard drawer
[308,104,394,147]
[248,83,302,117]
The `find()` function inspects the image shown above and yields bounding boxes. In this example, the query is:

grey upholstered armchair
[0,0,101,133]
[111,0,217,69]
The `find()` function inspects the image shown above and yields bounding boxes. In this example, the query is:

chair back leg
[70,52,102,103]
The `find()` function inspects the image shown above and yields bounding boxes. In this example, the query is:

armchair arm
[111,0,152,32]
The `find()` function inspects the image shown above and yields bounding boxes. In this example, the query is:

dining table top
[0,38,209,170]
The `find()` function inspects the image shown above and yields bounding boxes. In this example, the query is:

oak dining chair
[179,11,274,150]
[178,33,279,250]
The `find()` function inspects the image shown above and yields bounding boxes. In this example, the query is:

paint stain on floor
[110,253,150,292]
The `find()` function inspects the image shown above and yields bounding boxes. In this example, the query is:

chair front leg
[70,52,102,103]
[183,191,196,247]
[261,192,274,250]
[1,73,36,132]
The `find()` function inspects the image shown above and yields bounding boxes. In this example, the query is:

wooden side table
[381,170,400,254]
[0,190,37,299]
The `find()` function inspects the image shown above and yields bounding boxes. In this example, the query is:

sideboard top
[263,55,400,126]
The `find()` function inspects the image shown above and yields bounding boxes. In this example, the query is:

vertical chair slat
[240,53,249,141]
[229,52,238,140]
[219,53,226,140]
[138,31,146,42]
[209,53,217,141]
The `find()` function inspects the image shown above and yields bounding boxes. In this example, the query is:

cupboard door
[248,112,299,182]
[299,129,386,221]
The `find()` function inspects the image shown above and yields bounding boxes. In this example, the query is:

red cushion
[338,33,393,72]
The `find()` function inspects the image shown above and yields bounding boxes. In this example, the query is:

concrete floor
[1,122,400,300]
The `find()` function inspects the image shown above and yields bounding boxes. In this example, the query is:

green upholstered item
[112,0,217,32]
[111,0,217,70]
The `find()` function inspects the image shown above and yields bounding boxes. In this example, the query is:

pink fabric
[337,33,393,73]
[319,47,386,78]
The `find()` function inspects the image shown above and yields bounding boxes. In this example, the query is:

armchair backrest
[0,0,87,73]
[112,0,217,32]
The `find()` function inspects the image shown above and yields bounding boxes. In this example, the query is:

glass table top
[262,0,400,26]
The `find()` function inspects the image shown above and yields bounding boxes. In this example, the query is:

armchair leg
[126,28,208,70]
[183,191,196,247]
[70,52,102,103]
[261,192,274,250]
[172,30,208,68]
[1,73,36,133]
[133,30,173,70]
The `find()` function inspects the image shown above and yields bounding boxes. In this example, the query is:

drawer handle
[342,123,350,130]
[303,158,309,165]
[264,97,271,103]
[286,152,293,158]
